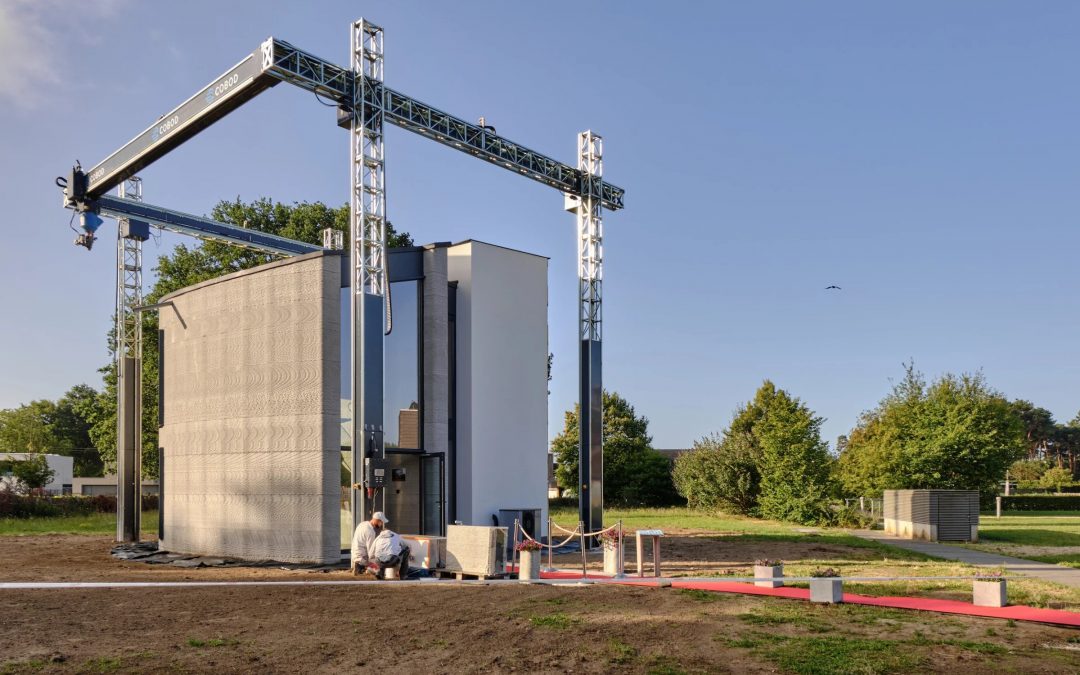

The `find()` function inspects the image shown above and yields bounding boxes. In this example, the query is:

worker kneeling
[350,511,410,580]
[372,529,411,580]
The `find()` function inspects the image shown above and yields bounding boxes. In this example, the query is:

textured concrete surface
[159,252,341,564]
[853,529,1080,588]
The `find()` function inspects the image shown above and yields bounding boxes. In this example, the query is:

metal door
[421,454,444,536]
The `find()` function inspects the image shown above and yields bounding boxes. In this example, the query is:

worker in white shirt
[371,529,412,580]
[350,511,387,575]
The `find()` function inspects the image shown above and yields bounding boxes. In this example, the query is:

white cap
[372,511,388,524]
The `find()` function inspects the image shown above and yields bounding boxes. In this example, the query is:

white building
[0,453,74,494]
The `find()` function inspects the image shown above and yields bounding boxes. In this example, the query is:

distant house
[655,448,688,466]
[0,453,73,495]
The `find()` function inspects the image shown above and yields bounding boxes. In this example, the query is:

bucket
[384,567,399,580]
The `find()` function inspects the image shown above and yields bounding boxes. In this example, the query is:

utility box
[444,525,507,577]
[883,490,980,542]
[497,508,542,560]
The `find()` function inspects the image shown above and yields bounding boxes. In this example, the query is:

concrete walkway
[852,530,1080,589]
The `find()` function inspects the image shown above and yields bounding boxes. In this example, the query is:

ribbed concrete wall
[158,252,340,563]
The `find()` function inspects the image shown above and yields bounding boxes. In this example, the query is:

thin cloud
[0,0,128,110]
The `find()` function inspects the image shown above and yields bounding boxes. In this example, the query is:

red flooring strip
[534,571,1080,627]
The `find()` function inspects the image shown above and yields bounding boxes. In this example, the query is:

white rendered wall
[158,252,340,564]
[448,241,549,532]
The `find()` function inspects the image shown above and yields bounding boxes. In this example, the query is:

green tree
[51,385,103,476]
[11,454,55,493]
[1009,400,1056,460]
[1039,466,1073,493]
[1008,459,1050,482]
[754,385,835,525]
[88,198,413,477]
[673,432,760,514]
[0,401,58,454]
[836,364,1025,499]
[673,380,832,523]
[551,391,678,506]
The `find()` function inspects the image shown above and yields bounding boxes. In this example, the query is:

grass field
[965,511,1080,569]
[550,505,1080,609]
[0,511,159,536]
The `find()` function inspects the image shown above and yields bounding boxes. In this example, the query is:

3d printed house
[157,242,548,563]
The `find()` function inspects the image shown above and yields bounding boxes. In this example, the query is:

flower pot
[603,545,622,576]
[809,578,843,603]
[519,549,541,581]
[754,565,783,588]
[973,580,1007,607]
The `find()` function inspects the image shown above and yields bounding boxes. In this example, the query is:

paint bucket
[384,567,398,580]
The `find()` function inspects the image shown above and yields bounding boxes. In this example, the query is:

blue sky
[2,1,1079,448]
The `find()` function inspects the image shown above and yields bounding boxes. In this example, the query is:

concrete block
[810,578,843,603]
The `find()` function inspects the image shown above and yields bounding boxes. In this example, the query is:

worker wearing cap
[350,511,387,575]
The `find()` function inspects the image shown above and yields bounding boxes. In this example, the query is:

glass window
[384,280,421,450]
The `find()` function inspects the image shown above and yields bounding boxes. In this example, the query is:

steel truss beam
[78,37,624,211]
[96,196,321,256]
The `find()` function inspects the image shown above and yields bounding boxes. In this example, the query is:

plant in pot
[600,529,623,576]
[972,570,1007,607]
[809,567,843,604]
[753,558,784,588]
[516,539,543,581]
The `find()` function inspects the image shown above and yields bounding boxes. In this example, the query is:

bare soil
[1,535,1077,674]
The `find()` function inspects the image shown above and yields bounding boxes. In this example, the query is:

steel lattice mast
[115,177,143,542]
[576,132,604,533]
[350,19,388,522]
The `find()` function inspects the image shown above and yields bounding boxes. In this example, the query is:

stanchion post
[579,520,587,578]
[511,518,520,576]
[996,496,1002,518]
[547,516,554,572]
[616,519,625,578]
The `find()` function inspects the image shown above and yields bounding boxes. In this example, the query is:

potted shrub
[972,570,1007,607]
[753,559,784,588]
[809,568,843,603]
[516,539,543,581]
[600,530,623,576]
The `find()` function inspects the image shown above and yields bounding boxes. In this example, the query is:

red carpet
[530,570,1080,627]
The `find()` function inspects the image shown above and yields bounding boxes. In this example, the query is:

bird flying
[825,285,841,290]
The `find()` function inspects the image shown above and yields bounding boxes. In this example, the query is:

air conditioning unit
[497,508,542,560]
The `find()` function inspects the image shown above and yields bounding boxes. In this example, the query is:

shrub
[1039,467,1074,493]
[999,494,1080,511]
[0,492,158,518]
[673,432,760,514]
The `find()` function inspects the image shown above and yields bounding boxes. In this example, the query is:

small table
[635,529,664,577]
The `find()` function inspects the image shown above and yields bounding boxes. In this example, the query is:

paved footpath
[852,530,1080,589]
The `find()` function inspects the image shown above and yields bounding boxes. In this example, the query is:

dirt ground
[1,535,1078,674]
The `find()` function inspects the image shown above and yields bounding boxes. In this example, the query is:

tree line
[549,362,1079,527]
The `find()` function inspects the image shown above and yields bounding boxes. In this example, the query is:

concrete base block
[754,565,783,588]
[810,578,843,603]
[973,580,1007,607]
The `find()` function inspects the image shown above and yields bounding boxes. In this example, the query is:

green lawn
[0,511,159,536]
[964,512,1080,568]
[548,505,800,535]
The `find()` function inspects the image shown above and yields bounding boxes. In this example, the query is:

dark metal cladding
[85,50,278,199]
[579,339,603,537]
